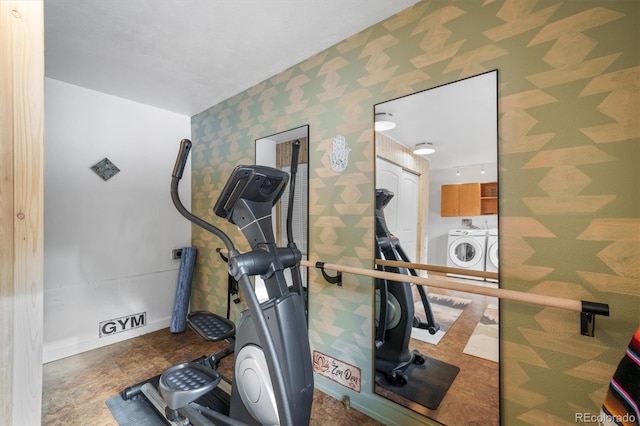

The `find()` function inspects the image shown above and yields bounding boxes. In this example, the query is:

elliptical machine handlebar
[170,138,237,253]
[286,139,300,245]
[290,139,300,174]
[172,138,192,180]
[285,140,305,298]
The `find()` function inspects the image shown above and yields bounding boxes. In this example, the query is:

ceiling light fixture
[413,142,435,155]
[374,112,396,131]
[481,166,485,174]
[456,167,460,176]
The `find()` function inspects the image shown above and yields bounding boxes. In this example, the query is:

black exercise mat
[106,389,165,426]
[375,356,459,410]
[106,373,165,426]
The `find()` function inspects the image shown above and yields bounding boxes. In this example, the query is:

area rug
[411,292,472,345]
[375,355,460,410]
[463,302,499,363]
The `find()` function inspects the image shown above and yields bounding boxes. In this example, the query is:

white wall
[427,164,498,266]
[43,79,192,363]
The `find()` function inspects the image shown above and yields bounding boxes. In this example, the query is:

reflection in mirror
[255,126,309,313]
[373,71,499,425]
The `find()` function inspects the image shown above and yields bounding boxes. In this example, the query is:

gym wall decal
[328,135,350,172]
[312,350,361,392]
[99,311,146,338]
[90,157,120,181]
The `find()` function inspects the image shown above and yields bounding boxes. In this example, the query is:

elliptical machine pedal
[159,362,222,420]
[187,311,235,342]
[413,315,440,335]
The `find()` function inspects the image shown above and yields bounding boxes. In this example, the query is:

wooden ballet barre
[301,259,610,337]
[375,259,499,281]
[215,248,608,336]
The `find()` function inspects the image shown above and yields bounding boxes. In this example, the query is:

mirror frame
[372,70,500,424]
[255,125,310,314]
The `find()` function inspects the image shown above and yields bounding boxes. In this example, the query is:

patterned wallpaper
[190,1,639,424]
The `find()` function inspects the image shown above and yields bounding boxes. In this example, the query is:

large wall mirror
[255,125,309,313]
[373,71,499,425]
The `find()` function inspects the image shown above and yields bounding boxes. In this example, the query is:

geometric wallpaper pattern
[190,1,639,424]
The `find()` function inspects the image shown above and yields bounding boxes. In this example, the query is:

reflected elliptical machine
[124,139,313,425]
[374,188,439,386]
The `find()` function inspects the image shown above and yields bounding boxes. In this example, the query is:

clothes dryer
[485,228,499,283]
[446,229,487,281]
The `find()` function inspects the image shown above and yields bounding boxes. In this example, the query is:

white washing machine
[446,229,487,281]
[485,228,499,283]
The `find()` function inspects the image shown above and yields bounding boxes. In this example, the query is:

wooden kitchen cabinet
[441,183,481,216]
[441,184,461,217]
[441,182,497,216]
[480,181,498,215]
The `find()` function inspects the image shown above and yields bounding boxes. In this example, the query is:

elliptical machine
[374,188,439,386]
[126,139,313,425]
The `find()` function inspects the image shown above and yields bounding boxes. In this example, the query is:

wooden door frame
[0,1,45,424]
[375,132,430,264]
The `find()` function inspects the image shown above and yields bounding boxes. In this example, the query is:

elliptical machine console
[127,139,313,426]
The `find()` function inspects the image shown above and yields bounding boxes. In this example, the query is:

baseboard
[43,317,171,363]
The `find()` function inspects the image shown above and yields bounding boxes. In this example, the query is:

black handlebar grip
[290,139,300,174]
[172,139,192,179]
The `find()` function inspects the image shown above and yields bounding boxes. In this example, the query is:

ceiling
[44,0,419,116]
[44,0,497,171]
[375,71,498,171]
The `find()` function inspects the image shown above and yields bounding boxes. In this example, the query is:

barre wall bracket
[580,301,610,337]
[316,262,342,286]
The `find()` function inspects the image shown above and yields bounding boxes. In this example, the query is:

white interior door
[376,158,419,262]
[376,159,400,231]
